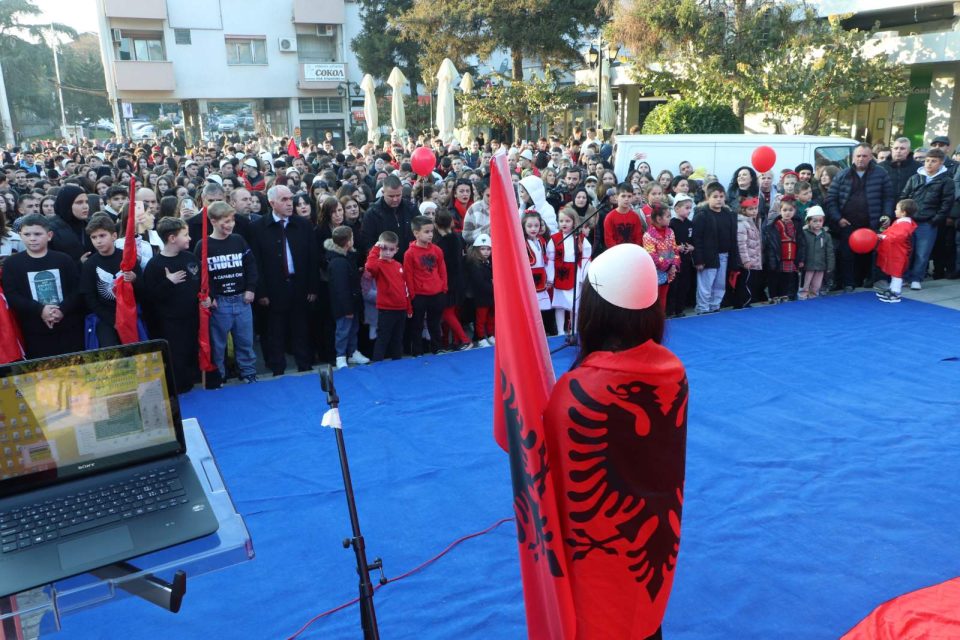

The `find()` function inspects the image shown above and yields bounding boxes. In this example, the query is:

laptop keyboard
[0,468,187,554]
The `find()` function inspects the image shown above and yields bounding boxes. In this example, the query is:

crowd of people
[0,126,954,392]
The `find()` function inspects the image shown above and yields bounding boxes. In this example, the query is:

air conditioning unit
[317,24,335,37]
[111,28,123,42]
[278,37,297,52]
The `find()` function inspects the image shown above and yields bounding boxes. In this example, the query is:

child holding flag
[80,213,139,347]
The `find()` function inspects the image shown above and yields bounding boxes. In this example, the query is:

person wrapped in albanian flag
[542,243,688,639]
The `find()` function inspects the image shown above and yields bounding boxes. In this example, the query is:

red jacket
[604,209,644,248]
[876,217,916,279]
[403,241,447,298]
[365,245,412,313]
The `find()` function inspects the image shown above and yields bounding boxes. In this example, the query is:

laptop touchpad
[58,527,134,570]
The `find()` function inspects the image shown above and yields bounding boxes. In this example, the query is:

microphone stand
[550,203,603,355]
[319,365,386,640]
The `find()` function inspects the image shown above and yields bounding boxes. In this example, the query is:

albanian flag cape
[0,277,24,363]
[842,577,960,639]
[287,137,299,159]
[490,153,575,639]
[197,207,216,373]
[112,178,139,344]
[543,341,688,639]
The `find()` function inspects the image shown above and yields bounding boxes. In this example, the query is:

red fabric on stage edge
[113,179,139,344]
[842,577,960,639]
[543,341,687,639]
[489,154,575,639]
[197,206,216,372]
[0,279,24,363]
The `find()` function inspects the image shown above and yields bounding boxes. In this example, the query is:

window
[174,29,191,45]
[296,34,339,63]
[226,38,267,65]
[116,31,165,61]
[299,97,343,114]
[815,146,853,171]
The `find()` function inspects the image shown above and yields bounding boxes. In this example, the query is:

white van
[613,134,859,186]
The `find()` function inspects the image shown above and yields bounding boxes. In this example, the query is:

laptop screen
[0,341,184,497]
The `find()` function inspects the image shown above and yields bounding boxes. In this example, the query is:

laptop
[0,340,219,598]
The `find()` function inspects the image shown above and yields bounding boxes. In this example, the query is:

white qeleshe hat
[243,158,258,169]
[419,201,438,215]
[472,233,492,248]
[805,205,826,220]
[585,243,658,310]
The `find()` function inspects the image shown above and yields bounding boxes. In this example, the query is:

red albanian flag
[489,153,575,639]
[0,278,25,363]
[542,341,688,639]
[842,577,960,639]
[112,178,139,344]
[197,206,217,373]
[287,137,299,159]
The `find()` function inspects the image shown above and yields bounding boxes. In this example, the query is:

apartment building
[95,0,365,148]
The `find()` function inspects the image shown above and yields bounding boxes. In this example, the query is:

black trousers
[95,319,121,348]
[264,279,312,374]
[408,293,443,355]
[767,270,799,299]
[932,221,955,277]
[373,309,406,361]
[23,324,84,360]
[667,261,695,315]
[733,269,765,308]
[155,315,198,393]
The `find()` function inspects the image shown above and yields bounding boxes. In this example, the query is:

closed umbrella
[457,72,476,146]
[387,67,408,139]
[435,58,459,144]
[361,73,379,144]
[600,57,616,130]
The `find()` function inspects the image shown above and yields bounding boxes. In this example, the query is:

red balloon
[411,147,436,177]
[849,227,879,254]
[751,146,777,173]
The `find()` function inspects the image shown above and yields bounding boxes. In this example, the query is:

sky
[31,0,99,37]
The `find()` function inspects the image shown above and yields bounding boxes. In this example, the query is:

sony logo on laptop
[77,463,96,471]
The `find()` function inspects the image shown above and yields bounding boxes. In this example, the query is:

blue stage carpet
[62,293,960,639]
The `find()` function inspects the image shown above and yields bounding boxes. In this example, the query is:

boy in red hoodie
[365,230,413,360]
[404,215,447,355]
[603,182,645,248]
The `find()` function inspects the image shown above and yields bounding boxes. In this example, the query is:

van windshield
[815,146,852,171]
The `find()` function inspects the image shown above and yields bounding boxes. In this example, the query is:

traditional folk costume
[547,231,591,312]
[527,234,551,311]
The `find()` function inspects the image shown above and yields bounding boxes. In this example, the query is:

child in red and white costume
[522,211,552,312]
[876,199,918,304]
[547,207,592,335]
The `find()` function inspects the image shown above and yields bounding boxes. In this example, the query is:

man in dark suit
[248,184,319,375]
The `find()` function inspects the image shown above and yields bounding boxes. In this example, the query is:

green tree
[611,0,907,132]
[0,0,77,136]
[460,72,582,139]
[59,33,111,124]
[393,0,606,82]
[758,15,908,134]
[351,0,421,94]
[641,99,743,134]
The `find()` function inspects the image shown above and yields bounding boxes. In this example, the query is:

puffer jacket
[763,214,807,271]
[736,214,762,270]
[901,166,955,225]
[824,160,895,229]
[880,156,921,197]
[801,227,835,272]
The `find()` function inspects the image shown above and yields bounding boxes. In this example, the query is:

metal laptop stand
[0,419,253,636]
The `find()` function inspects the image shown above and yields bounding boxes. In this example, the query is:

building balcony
[298,62,348,90]
[293,0,344,24]
[103,0,167,20]
[113,60,176,92]
[867,30,960,66]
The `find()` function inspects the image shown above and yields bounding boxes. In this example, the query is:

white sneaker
[335,356,348,370]
[477,338,490,348]
[487,336,495,345]
[348,350,370,365]
[910,281,922,290]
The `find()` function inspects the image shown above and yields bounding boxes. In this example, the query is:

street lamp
[336,81,363,147]
[586,37,621,135]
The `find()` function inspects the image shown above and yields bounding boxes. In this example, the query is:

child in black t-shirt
[1,214,83,358]
[196,202,259,383]
[80,214,139,348]
[143,217,200,393]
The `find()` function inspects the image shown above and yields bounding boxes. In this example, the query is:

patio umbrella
[387,67,408,138]
[600,57,616,130]
[361,73,379,144]
[457,72,476,146]
[436,58,459,144]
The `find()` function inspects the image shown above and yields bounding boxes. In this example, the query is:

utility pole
[0,60,16,146]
